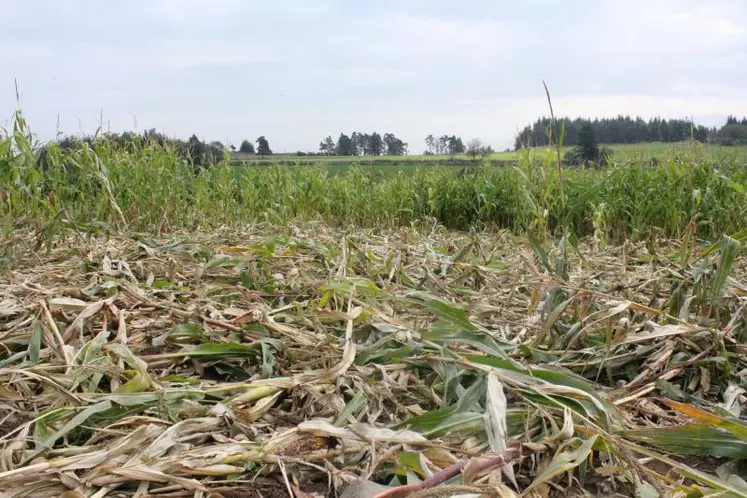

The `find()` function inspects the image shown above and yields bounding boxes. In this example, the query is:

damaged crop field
[4,116,747,497]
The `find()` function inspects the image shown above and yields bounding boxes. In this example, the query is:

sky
[1,0,746,152]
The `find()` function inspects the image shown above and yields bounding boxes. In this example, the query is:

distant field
[231,141,747,168]
[606,141,747,159]
[230,151,521,164]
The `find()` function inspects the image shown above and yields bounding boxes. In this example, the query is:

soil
[209,476,329,498]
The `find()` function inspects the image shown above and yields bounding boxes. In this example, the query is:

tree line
[424,135,466,155]
[718,116,747,146]
[314,132,485,157]
[315,132,408,156]
[38,129,229,169]
[237,137,272,156]
[514,116,713,149]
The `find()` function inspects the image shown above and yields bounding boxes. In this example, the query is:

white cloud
[352,16,518,64]
[146,40,272,70]
[596,1,746,53]
[0,1,745,152]
[146,0,247,24]
[509,94,747,122]
[715,18,744,36]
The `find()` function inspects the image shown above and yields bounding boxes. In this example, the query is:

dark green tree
[239,140,255,154]
[366,132,383,156]
[256,136,272,156]
[319,135,335,155]
[717,123,747,145]
[447,136,465,154]
[352,132,368,155]
[186,135,208,168]
[438,135,449,155]
[565,122,612,166]
[336,133,356,156]
[577,122,599,162]
[39,129,227,172]
[425,134,436,154]
[383,133,407,155]
[514,115,710,149]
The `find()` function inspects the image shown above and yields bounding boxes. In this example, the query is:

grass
[231,150,525,164]
[5,112,747,496]
[2,113,747,243]
[232,141,747,166]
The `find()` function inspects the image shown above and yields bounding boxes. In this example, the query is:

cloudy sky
[1,0,746,152]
